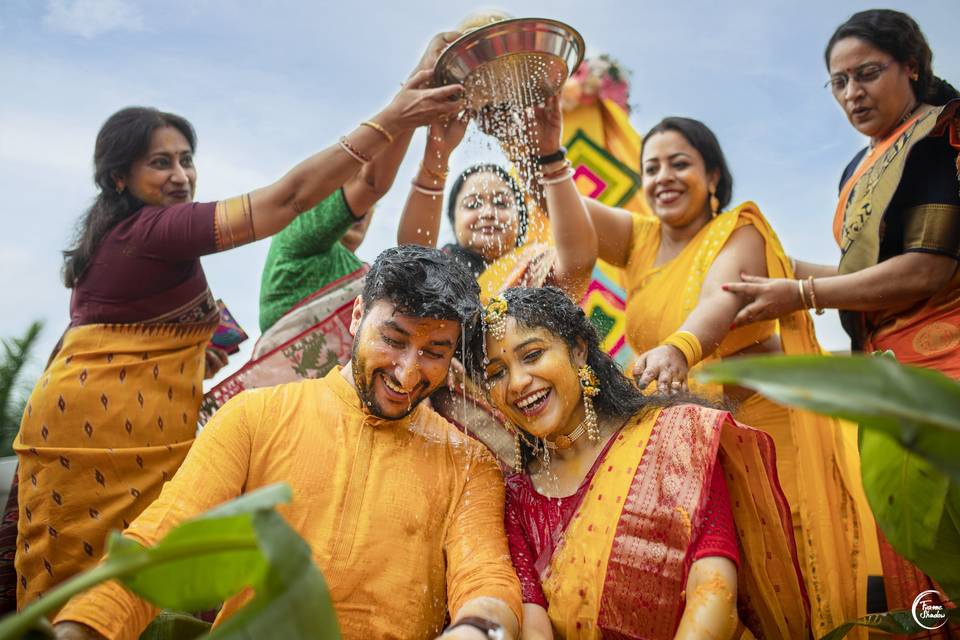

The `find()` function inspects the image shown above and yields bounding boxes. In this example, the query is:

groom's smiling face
[350,298,460,420]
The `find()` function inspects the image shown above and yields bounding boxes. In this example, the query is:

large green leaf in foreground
[820,607,960,640]
[697,354,960,477]
[697,355,960,599]
[0,483,340,640]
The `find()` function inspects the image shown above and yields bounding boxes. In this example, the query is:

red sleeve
[690,461,740,568]
[123,201,218,260]
[504,478,549,607]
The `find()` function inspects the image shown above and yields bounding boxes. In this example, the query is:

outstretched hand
[426,110,471,159]
[633,345,689,395]
[411,31,460,76]
[527,94,564,156]
[722,273,805,328]
[382,69,465,133]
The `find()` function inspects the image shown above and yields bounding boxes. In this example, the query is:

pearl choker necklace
[544,421,587,450]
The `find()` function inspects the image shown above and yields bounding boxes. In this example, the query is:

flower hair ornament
[484,296,509,340]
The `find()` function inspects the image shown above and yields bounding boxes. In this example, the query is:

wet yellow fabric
[621,202,871,637]
[15,321,213,610]
[544,405,808,639]
[55,368,522,639]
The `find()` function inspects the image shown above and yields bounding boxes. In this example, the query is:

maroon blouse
[504,451,740,607]
[70,202,220,326]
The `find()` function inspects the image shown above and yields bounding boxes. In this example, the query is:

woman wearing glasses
[725,9,960,377]
[723,9,959,627]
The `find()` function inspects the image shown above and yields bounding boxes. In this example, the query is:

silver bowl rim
[433,17,586,87]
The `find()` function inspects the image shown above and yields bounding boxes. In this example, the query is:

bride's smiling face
[483,317,586,440]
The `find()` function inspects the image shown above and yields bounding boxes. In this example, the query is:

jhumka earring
[484,296,509,340]
[578,365,601,441]
[709,188,720,216]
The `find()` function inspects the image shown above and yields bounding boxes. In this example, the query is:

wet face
[349,298,460,420]
[117,126,196,206]
[453,171,520,261]
[483,318,586,440]
[641,130,718,229]
[828,37,918,139]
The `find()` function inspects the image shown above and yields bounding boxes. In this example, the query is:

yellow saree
[621,202,870,637]
[542,404,808,639]
[15,321,214,608]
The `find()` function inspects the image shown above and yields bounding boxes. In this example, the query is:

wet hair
[469,286,652,420]
[362,245,481,345]
[825,9,959,106]
[62,106,197,287]
[642,117,734,211]
[446,164,529,246]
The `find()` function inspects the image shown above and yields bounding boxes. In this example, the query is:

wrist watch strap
[536,147,567,165]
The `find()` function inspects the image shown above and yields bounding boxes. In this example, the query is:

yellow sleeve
[444,446,523,625]
[54,391,259,639]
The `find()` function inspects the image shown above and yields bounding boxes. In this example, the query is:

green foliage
[0,322,43,457]
[0,484,340,640]
[820,607,960,639]
[697,354,960,601]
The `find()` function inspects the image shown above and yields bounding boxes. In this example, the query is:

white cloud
[43,0,144,39]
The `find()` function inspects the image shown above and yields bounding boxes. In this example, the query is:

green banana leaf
[696,355,960,599]
[0,483,340,640]
[697,354,960,478]
[820,607,960,640]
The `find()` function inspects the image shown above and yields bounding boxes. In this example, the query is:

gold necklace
[545,421,587,450]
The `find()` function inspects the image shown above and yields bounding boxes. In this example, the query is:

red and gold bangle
[661,330,703,368]
[339,136,371,164]
[541,159,572,180]
[807,276,825,315]
[420,162,449,183]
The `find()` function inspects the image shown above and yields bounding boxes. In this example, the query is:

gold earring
[541,439,551,467]
[513,429,523,473]
[709,188,720,216]
[578,365,601,441]
[116,184,125,195]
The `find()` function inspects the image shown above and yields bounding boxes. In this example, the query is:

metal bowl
[434,18,585,111]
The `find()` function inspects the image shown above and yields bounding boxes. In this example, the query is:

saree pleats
[542,405,808,639]
[623,202,869,636]
[14,321,213,608]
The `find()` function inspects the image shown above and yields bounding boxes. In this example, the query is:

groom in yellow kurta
[52,246,522,640]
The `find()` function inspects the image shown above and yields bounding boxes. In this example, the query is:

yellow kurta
[56,368,522,639]
[621,202,872,638]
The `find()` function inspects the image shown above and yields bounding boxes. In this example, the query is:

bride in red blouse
[471,286,808,640]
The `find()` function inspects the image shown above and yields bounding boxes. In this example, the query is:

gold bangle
[797,279,810,309]
[807,276,825,315]
[661,330,703,368]
[361,120,395,144]
[420,162,449,183]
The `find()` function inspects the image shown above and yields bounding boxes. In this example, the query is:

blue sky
[1,0,958,388]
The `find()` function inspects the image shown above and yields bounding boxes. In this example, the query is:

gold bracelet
[420,162,449,183]
[661,330,703,368]
[797,279,810,309]
[807,276,825,315]
[361,120,395,144]
[539,169,575,187]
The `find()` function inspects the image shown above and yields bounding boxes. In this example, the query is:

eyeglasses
[825,62,891,93]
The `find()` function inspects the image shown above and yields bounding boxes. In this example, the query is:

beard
[351,342,428,421]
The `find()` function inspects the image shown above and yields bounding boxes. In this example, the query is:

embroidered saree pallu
[834,100,960,376]
[540,404,809,639]
[15,321,214,607]
[199,267,365,424]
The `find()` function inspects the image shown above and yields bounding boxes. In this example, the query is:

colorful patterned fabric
[622,202,870,637]
[14,320,215,610]
[56,369,522,639]
[199,267,365,424]
[539,405,808,639]
[209,300,248,355]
